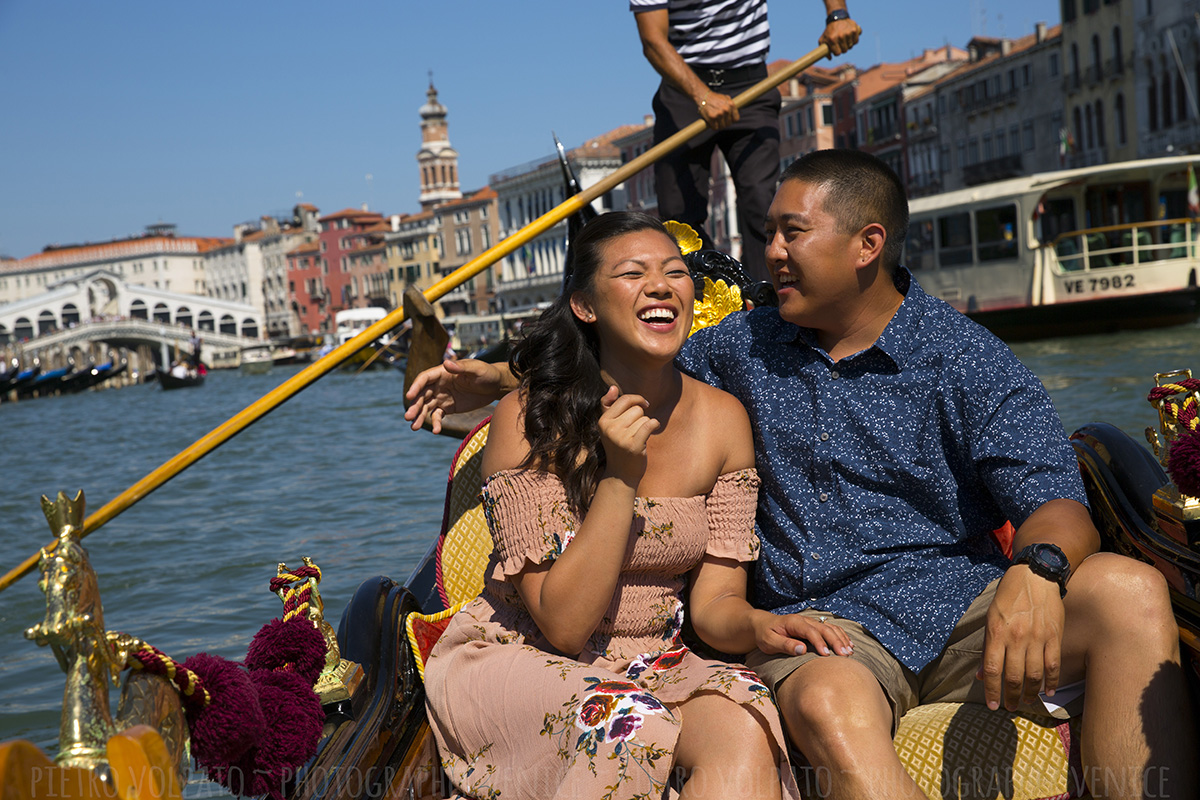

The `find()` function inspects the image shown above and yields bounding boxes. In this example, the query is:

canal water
[1,322,1197,780]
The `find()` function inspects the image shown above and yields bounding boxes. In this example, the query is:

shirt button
[811,552,820,560]
[818,492,829,502]
[820,432,830,441]
[830,370,840,379]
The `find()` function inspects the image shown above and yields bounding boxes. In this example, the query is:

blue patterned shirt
[677,269,1087,671]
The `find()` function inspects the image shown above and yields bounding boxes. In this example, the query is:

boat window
[937,212,973,266]
[906,219,935,271]
[976,205,1019,262]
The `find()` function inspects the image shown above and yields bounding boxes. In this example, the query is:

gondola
[0,357,21,393]
[4,40,1196,800]
[16,362,72,399]
[158,366,205,390]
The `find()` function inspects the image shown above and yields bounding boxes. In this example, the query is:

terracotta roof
[320,208,386,223]
[5,235,232,272]
[436,186,497,209]
[936,25,1062,85]
[287,240,321,256]
[569,122,649,159]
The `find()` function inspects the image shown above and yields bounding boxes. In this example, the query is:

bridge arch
[152,302,171,323]
[197,311,214,331]
[130,299,148,320]
[37,310,57,335]
[241,318,259,338]
[176,306,193,328]
[219,314,236,335]
[14,318,33,340]
[61,303,80,326]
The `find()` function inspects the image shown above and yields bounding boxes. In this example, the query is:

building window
[1149,74,1159,131]
[1112,27,1123,73]
[1049,52,1060,77]
[983,133,993,161]
[1163,64,1174,127]
[1023,64,1032,86]
[1096,100,1106,147]
[1023,120,1035,151]
[1063,0,1077,22]
[1010,125,1020,154]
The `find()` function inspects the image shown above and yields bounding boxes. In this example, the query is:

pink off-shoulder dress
[423,467,799,800]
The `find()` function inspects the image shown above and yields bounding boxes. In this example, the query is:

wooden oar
[0,42,834,592]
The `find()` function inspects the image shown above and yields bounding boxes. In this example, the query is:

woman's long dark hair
[509,211,676,515]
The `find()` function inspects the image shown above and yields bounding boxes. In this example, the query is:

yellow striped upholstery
[436,420,493,608]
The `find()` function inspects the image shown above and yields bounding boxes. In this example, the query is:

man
[632,0,860,283]
[405,151,1196,799]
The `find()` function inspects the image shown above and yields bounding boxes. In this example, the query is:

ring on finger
[818,615,827,624]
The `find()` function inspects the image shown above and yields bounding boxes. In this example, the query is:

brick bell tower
[417,76,463,210]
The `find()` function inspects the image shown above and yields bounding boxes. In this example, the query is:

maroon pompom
[238,670,326,800]
[244,616,328,684]
[181,652,265,766]
[1168,431,1200,498]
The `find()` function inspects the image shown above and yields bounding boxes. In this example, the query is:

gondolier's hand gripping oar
[0,39,851,594]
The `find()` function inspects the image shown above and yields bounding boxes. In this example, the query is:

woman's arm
[496,386,659,656]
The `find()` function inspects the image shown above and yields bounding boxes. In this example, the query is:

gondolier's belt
[690,62,768,88]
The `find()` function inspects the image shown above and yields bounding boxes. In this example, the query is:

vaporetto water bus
[906,155,1200,340]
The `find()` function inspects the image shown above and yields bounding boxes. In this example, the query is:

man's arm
[403,359,515,433]
[980,498,1100,712]
[634,9,738,130]
[818,1,862,57]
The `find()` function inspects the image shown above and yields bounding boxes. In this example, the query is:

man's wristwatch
[826,8,851,24]
[1012,543,1071,597]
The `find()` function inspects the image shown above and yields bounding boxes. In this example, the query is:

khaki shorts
[747,578,1060,732]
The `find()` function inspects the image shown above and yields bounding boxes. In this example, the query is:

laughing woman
[423,213,826,800]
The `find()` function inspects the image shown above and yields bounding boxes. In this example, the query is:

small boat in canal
[158,363,205,390]
[907,154,1200,340]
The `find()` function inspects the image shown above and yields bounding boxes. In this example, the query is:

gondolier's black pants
[652,66,781,283]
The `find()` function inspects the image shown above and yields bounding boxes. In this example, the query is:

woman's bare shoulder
[682,375,754,472]
[481,390,531,477]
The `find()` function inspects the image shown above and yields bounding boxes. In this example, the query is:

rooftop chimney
[1036,22,1047,43]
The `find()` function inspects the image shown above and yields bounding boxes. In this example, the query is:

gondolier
[632,0,860,283]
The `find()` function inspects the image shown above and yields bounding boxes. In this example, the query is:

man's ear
[569,291,595,323]
[857,223,887,268]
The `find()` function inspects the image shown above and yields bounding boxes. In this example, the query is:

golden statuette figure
[1146,369,1200,547]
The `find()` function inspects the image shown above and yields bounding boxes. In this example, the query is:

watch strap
[825,8,851,24]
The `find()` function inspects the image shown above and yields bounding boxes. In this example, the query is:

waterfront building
[262,205,320,339]
[932,27,1062,193]
[613,117,658,218]
[418,81,463,211]
[387,211,441,302]
[0,225,225,308]
[1133,0,1200,158]
[779,63,851,170]
[286,207,387,335]
[1062,0,1138,166]
[433,187,499,325]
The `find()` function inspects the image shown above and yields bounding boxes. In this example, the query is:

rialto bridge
[0,269,261,365]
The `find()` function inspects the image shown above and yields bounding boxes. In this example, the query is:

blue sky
[0,1,1060,260]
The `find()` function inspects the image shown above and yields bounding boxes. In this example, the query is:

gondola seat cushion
[413,421,1085,800]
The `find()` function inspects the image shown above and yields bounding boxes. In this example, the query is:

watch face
[1035,544,1069,572]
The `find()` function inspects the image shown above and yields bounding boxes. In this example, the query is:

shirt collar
[767,267,925,368]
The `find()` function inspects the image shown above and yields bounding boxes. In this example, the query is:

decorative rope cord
[127,642,212,709]
[270,564,323,622]
[1148,378,1200,432]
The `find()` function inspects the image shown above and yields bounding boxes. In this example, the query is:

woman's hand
[754,611,854,657]
[597,385,659,488]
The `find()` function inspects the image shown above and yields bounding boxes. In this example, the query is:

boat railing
[1051,217,1199,272]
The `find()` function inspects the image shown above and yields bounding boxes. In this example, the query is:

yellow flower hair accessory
[663,220,703,255]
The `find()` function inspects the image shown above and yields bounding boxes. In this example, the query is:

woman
[423,213,844,799]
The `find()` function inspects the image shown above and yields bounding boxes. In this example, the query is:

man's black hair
[779,149,909,270]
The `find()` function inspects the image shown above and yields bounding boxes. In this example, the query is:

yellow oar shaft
[0,43,833,592]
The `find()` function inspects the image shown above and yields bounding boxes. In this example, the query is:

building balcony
[1066,74,1081,94]
[963,153,1024,186]
[1104,57,1125,79]
[497,272,562,294]
[1084,65,1103,86]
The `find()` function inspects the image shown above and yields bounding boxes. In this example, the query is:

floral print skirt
[424,604,800,800]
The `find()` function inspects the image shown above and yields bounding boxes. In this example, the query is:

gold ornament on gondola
[664,220,703,255]
[690,278,743,337]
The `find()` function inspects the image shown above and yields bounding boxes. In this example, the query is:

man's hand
[754,611,854,657]
[819,17,861,57]
[697,90,738,130]
[402,358,506,433]
[978,565,1066,711]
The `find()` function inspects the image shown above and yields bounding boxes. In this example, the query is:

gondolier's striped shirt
[630,0,770,68]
